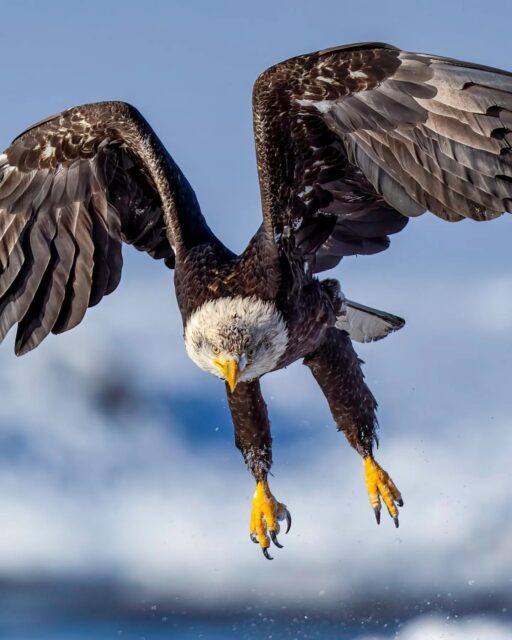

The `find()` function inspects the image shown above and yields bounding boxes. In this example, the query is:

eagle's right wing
[0,101,217,355]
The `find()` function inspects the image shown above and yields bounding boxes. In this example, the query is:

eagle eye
[212,346,221,355]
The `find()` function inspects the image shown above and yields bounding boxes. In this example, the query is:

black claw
[262,547,273,560]
[270,531,283,548]
[396,498,404,507]
[284,509,292,534]
[393,516,399,529]
[250,533,259,544]
[374,508,381,525]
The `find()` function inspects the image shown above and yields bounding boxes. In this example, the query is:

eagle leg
[364,456,403,527]
[304,327,404,527]
[250,479,291,559]
[226,379,291,559]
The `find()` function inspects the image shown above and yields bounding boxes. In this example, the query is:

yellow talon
[249,480,291,559]
[364,456,403,527]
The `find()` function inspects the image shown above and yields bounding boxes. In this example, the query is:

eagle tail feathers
[336,299,405,343]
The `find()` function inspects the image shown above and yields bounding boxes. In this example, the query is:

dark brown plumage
[0,42,510,557]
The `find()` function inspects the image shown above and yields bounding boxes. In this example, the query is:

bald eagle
[0,42,510,559]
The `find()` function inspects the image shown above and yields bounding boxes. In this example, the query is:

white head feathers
[184,296,288,383]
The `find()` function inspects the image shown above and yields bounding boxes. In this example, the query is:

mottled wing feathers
[0,101,208,355]
[253,43,512,271]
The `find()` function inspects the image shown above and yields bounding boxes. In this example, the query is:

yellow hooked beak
[212,357,239,393]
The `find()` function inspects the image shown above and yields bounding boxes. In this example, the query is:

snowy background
[0,1,511,638]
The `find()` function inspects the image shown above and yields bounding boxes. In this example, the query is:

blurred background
[0,1,511,638]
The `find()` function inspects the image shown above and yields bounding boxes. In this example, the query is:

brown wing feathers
[253,43,512,272]
[0,102,207,355]
[0,135,124,354]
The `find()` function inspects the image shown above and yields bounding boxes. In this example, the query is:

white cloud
[0,408,509,605]
[357,615,512,640]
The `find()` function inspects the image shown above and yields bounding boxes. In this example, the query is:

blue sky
[0,1,511,637]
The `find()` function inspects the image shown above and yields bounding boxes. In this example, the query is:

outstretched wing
[0,101,216,355]
[253,42,512,271]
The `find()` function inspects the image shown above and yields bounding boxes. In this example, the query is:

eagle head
[184,296,288,391]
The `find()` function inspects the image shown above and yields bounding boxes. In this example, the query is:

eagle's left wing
[252,42,512,272]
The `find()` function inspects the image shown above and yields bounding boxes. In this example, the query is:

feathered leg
[226,380,291,559]
[304,327,403,527]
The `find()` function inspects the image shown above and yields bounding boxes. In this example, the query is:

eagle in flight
[0,42,510,559]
